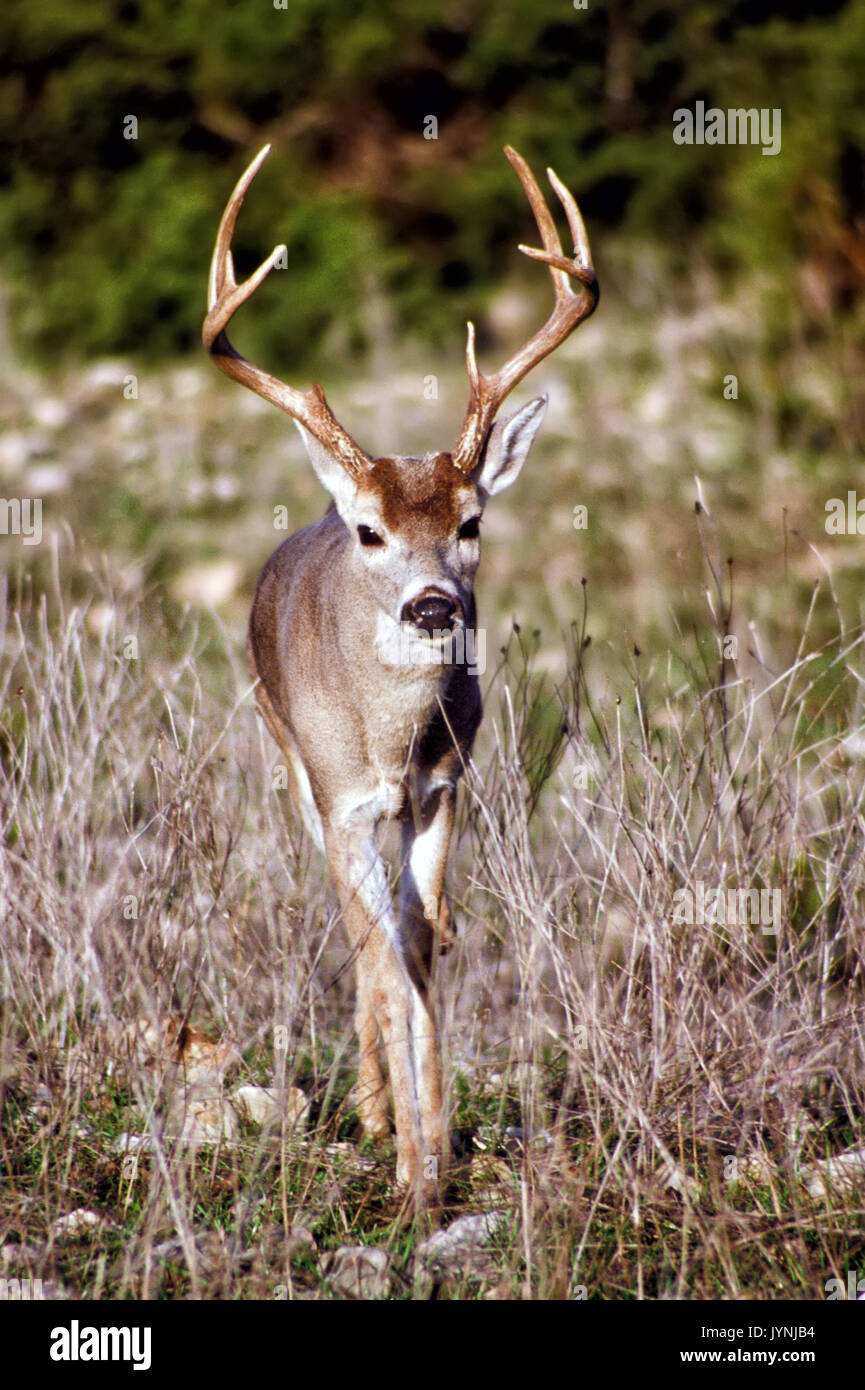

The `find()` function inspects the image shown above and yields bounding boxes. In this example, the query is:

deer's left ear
[294,422,358,517]
[475,395,548,496]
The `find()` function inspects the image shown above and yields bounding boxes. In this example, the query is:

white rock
[660,1163,701,1200]
[26,462,67,494]
[170,367,208,400]
[80,361,130,392]
[1,1243,42,1267]
[841,732,865,760]
[172,559,242,607]
[321,1141,375,1171]
[85,602,116,638]
[232,1084,309,1129]
[232,1085,279,1127]
[170,1091,239,1147]
[0,431,47,471]
[111,1133,154,1156]
[417,1210,508,1265]
[414,1211,509,1297]
[212,473,238,501]
[51,1209,103,1240]
[31,397,70,431]
[801,1148,865,1199]
[740,1152,775,1184]
[319,1246,392,1299]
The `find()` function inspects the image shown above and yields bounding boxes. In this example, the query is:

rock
[319,1246,392,1300]
[168,1089,239,1147]
[231,1084,309,1129]
[171,559,242,608]
[484,1063,543,1094]
[85,603,116,638]
[503,1124,552,1153]
[1,1242,42,1268]
[24,1082,53,1123]
[64,1042,110,1089]
[801,1148,865,1199]
[31,397,71,431]
[469,1152,515,1206]
[415,1211,509,1296]
[840,731,865,761]
[0,430,50,472]
[232,1084,278,1126]
[321,1142,377,1172]
[150,1231,233,1280]
[111,1132,154,1156]
[660,1163,701,1200]
[51,1209,104,1240]
[253,1223,316,1265]
[38,1281,72,1300]
[418,1210,508,1263]
[739,1152,775,1184]
[80,361,131,394]
[169,367,207,401]
[483,1278,517,1300]
[26,462,67,494]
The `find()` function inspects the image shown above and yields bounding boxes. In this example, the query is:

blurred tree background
[0,0,863,369]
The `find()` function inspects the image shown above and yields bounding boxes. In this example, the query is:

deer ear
[295,423,358,514]
[475,395,548,496]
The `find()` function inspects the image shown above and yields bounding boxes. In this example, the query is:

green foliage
[0,0,863,362]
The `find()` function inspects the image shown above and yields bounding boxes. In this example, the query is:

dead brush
[1,505,864,1296]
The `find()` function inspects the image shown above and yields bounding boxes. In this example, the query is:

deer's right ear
[295,424,358,515]
[475,395,547,497]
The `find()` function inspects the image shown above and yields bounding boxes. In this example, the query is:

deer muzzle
[401,589,463,635]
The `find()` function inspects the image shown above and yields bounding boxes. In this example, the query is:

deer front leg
[400,784,458,980]
[324,811,443,1204]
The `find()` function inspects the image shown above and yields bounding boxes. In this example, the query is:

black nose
[401,591,460,635]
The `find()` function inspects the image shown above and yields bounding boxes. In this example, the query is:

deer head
[202,144,597,655]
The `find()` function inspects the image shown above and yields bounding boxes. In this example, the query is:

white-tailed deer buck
[203,143,597,1207]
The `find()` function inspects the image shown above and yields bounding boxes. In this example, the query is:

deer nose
[402,591,461,634]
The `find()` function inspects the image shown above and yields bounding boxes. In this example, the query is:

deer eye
[458,517,481,541]
[357,524,385,547]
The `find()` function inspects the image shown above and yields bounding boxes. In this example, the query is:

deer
[203,143,597,1209]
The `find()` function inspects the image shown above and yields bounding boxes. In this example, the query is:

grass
[1,255,864,1299]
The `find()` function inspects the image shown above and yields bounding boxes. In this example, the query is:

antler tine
[508,146,572,298]
[547,166,593,268]
[514,157,595,283]
[206,144,275,311]
[452,146,598,475]
[202,145,373,480]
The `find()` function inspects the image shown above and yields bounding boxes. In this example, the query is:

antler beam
[451,146,599,475]
[202,145,373,479]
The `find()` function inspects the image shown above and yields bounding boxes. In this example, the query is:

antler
[451,146,598,475]
[202,145,373,479]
